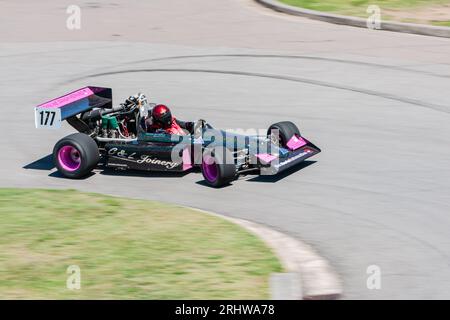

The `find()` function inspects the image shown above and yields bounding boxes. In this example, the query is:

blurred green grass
[432,20,450,26]
[279,0,450,24]
[279,0,450,13]
[0,188,282,299]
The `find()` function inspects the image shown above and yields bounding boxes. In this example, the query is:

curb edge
[255,0,450,38]
[189,207,343,300]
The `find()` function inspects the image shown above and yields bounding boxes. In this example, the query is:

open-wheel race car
[34,87,321,187]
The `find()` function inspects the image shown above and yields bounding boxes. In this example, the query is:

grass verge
[0,188,282,299]
[278,0,450,26]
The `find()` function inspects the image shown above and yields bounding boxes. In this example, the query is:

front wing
[257,137,321,175]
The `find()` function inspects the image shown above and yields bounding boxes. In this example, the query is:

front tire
[201,147,236,187]
[53,133,99,179]
[267,121,301,148]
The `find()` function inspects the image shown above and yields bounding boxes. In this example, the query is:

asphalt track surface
[1,0,450,299]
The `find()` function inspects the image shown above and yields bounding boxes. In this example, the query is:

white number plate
[35,107,62,129]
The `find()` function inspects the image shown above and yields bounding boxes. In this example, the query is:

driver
[145,104,194,135]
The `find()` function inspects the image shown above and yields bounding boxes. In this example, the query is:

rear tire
[53,133,99,179]
[267,121,301,148]
[201,147,236,187]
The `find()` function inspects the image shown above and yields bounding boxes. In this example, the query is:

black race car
[35,87,320,187]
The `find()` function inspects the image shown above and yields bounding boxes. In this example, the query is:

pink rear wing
[36,86,112,121]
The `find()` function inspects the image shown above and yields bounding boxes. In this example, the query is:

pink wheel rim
[202,155,218,182]
[58,145,81,171]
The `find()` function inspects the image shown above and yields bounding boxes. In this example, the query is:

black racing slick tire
[53,133,100,179]
[201,147,236,187]
[267,121,301,148]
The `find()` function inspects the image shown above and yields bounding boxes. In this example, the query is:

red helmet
[152,104,172,128]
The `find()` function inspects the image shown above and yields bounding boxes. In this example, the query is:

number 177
[39,110,56,126]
